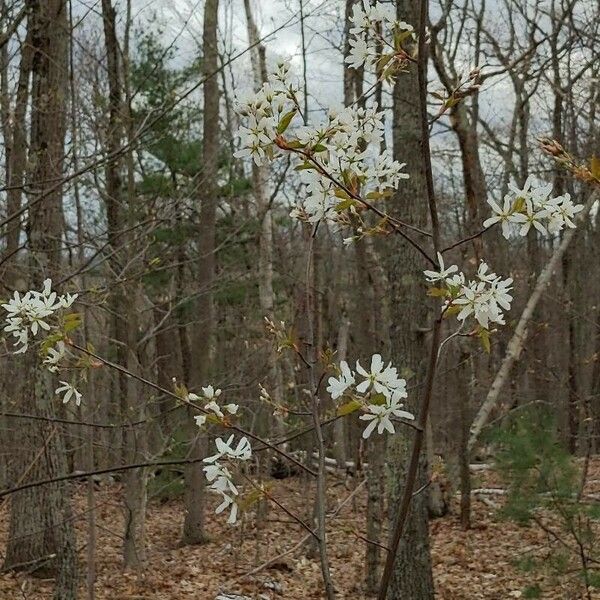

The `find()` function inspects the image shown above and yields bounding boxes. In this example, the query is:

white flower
[387,389,413,418]
[356,354,405,395]
[204,434,252,463]
[359,393,414,439]
[346,37,376,69]
[367,150,409,192]
[204,460,241,524]
[204,400,224,419]
[345,1,413,77]
[203,436,251,526]
[42,279,52,296]
[476,261,497,283]
[326,360,355,399]
[43,341,66,373]
[212,473,239,497]
[491,277,513,312]
[483,196,515,239]
[194,414,207,427]
[507,176,534,202]
[489,178,582,238]
[424,252,459,284]
[224,403,239,415]
[203,462,228,482]
[215,493,239,524]
[453,272,513,330]
[546,193,584,232]
[454,284,488,328]
[510,201,549,236]
[202,385,221,399]
[360,404,395,438]
[59,293,78,308]
[1,281,78,354]
[55,381,82,406]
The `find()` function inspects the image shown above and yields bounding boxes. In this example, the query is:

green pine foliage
[494,407,600,594]
[494,408,575,524]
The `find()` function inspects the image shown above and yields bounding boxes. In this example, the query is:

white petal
[370,354,383,374]
[362,418,378,439]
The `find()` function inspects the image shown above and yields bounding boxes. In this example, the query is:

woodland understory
[0,0,599,599]
[1,459,600,600]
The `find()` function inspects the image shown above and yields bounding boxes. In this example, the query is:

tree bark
[181,0,219,546]
[242,0,285,439]
[4,1,78,597]
[383,1,435,597]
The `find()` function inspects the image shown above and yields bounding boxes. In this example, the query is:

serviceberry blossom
[360,390,415,439]
[544,193,584,234]
[483,196,514,238]
[346,1,414,78]
[43,341,66,373]
[205,435,253,463]
[326,355,414,439]
[424,259,513,330]
[203,434,252,524]
[233,63,409,228]
[203,461,240,524]
[189,385,238,426]
[55,381,82,406]
[326,360,355,399]
[367,150,409,192]
[424,252,458,283]
[346,37,377,70]
[483,177,584,239]
[290,105,408,225]
[355,353,405,394]
[233,61,299,166]
[2,279,77,354]
[194,414,207,427]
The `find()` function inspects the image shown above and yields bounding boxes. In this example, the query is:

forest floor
[1,460,599,599]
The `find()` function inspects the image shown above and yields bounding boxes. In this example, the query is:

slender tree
[181,0,220,545]
[3,1,78,597]
[384,0,435,597]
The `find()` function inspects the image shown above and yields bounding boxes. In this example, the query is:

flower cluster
[2,279,77,354]
[233,61,299,167]
[424,254,513,330]
[2,280,84,405]
[189,385,238,427]
[346,1,414,79]
[290,106,408,224]
[233,65,408,227]
[483,176,584,238]
[326,354,414,439]
[203,434,252,524]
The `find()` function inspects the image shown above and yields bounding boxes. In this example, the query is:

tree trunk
[242,0,285,439]
[4,1,78,597]
[383,1,435,597]
[181,0,219,546]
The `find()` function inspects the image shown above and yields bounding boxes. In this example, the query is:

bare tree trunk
[0,10,31,273]
[242,0,285,439]
[383,1,435,597]
[99,0,148,566]
[0,0,32,495]
[4,2,78,597]
[181,0,220,546]
[69,18,96,588]
[355,239,388,593]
